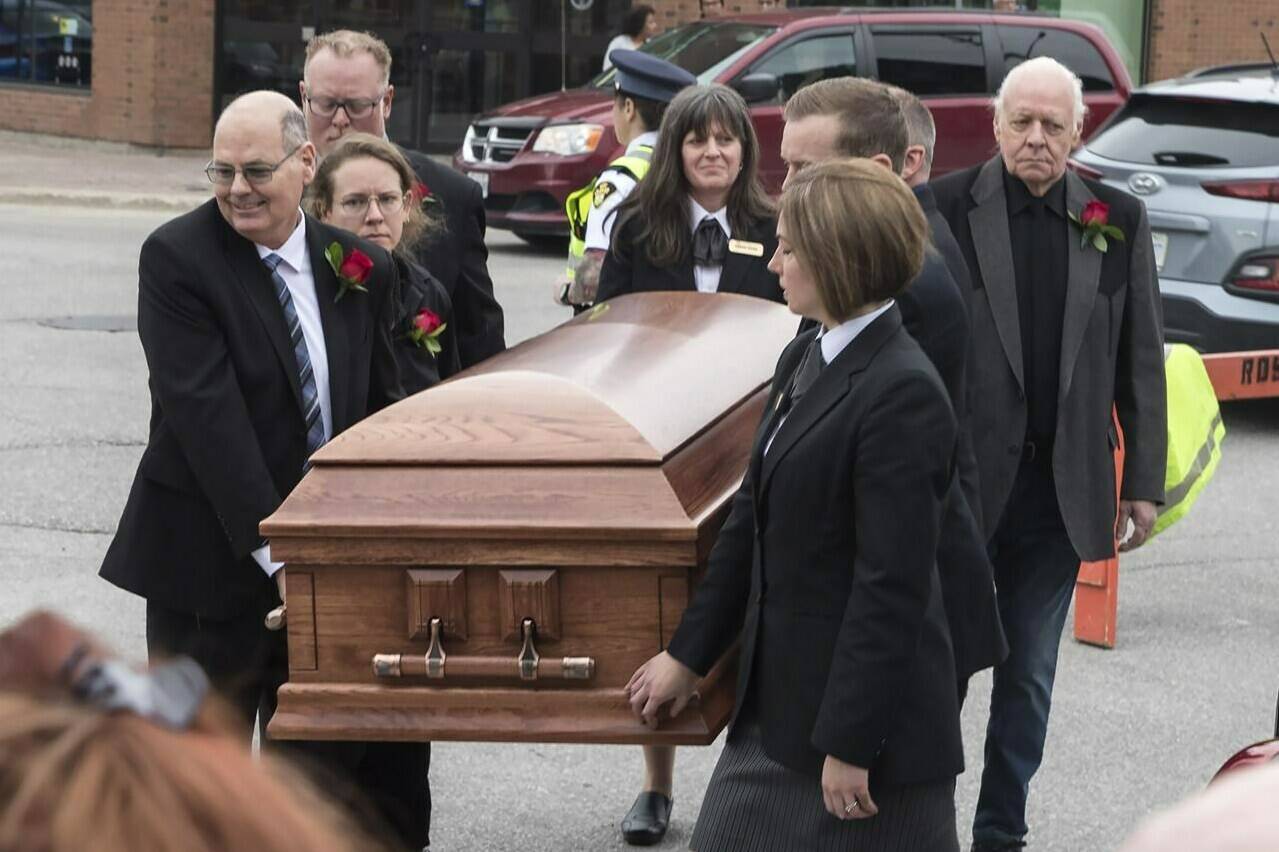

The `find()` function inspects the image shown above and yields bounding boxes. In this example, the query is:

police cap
[611,50,696,104]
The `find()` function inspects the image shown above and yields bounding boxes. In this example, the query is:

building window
[0,0,92,87]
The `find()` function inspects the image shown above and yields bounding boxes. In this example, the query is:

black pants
[146,602,432,849]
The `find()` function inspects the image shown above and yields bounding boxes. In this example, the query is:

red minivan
[453,9,1132,240]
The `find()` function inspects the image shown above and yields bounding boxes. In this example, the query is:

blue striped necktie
[262,253,326,466]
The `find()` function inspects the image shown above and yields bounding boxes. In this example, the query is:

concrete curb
[0,188,205,212]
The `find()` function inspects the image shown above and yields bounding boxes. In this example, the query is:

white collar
[819,300,894,365]
[687,196,730,237]
[254,210,309,273]
[627,131,658,153]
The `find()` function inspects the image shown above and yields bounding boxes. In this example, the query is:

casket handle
[372,617,596,682]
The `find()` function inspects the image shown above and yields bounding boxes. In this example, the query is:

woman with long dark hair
[598,82,781,848]
[597,84,782,308]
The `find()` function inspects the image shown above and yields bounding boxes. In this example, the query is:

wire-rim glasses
[205,143,304,186]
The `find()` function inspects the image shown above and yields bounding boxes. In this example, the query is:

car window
[997,25,1114,92]
[1086,94,1279,168]
[748,33,857,104]
[591,22,777,88]
[871,27,985,96]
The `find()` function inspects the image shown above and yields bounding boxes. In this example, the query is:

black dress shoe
[621,791,673,846]
[971,841,1026,852]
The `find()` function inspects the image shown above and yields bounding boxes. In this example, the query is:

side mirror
[733,72,779,104]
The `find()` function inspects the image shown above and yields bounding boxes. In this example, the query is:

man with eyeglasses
[99,90,403,825]
[302,29,505,372]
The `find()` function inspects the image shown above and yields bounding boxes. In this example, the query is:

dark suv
[1072,65,1279,353]
[453,8,1132,239]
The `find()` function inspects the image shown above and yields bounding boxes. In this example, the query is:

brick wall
[0,0,215,149]
[649,0,781,29]
[1147,0,1279,80]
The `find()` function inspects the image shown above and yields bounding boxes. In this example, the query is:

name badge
[728,239,764,257]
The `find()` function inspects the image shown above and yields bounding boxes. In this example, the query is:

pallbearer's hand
[822,755,877,820]
[625,651,699,728]
[1117,499,1158,551]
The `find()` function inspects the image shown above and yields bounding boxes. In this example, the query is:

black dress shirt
[1004,168,1068,451]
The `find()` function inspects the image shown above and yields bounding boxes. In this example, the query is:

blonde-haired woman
[627,159,963,851]
[308,132,461,392]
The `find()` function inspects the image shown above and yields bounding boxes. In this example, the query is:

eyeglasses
[338,192,408,217]
[205,143,304,186]
[304,91,386,120]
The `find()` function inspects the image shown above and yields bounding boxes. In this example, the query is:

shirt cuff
[251,543,283,577]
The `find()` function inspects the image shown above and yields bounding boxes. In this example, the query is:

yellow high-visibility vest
[564,145,653,281]
[1153,343,1225,537]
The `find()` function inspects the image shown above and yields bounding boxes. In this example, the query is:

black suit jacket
[933,157,1167,559]
[916,183,973,297]
[595,213,783,304]
[100,200,402,619]
[401,149,506,368]
[798,249,1006,680]
[667,307,964,788]
[393,255,462,394]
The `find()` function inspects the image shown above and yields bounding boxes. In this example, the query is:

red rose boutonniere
[1069,200,1125,254]
[408,308,447,357]
[412,181,438,207]
[325,241,373,302]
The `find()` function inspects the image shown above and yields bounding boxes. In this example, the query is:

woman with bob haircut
[307,132,461,393]
[626,159,965,851]
[596,83,782,311]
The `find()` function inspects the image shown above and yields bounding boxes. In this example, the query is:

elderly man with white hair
[933,57,1166,851]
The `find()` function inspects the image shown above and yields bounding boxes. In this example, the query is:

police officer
[556,50,696,312]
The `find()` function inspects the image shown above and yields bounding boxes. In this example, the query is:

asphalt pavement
[1,130,1277,852]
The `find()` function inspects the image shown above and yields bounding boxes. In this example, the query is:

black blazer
[797,249,1006,681]
[596,212,783,304]
[393,255,462,394]
[667,307,964,788]
[915,183,973,297]
[100,201,402,619]
[933,157,1167,559]
[401,149,506,368]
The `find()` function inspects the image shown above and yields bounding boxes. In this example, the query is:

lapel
[1058,171,1104,405]
[220,210,304,412]
[306,216,350,432]
[756,306,903,500]
[967,156,1024,393]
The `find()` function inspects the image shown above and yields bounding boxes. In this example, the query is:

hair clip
[69,656,209,730]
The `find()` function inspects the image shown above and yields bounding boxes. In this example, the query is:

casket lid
[314,293,798,466]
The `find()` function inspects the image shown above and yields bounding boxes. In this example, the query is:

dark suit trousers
[146,603,431,850]
[972,460,1080,846]
[145,600,286,735]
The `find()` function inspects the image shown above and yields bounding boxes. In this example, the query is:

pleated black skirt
[690,723,959,852]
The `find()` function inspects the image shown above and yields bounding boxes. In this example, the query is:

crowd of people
[0,22,1188,852]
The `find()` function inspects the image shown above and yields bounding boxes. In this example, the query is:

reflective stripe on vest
[565,145,653,279]
[1153,343,1225,537]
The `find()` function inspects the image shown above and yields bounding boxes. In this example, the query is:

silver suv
[1071,65,1279,353]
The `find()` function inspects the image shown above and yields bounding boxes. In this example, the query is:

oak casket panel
[262,293,796,744]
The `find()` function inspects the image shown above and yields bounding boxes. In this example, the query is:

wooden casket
[263,292,796,745]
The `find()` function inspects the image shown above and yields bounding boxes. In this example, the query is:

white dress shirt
[687,197,731,294]
[251,211,333,577]
[584,131,658,252]
[765,300,895,456]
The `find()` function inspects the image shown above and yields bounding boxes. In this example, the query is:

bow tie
[693,216,728,266]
